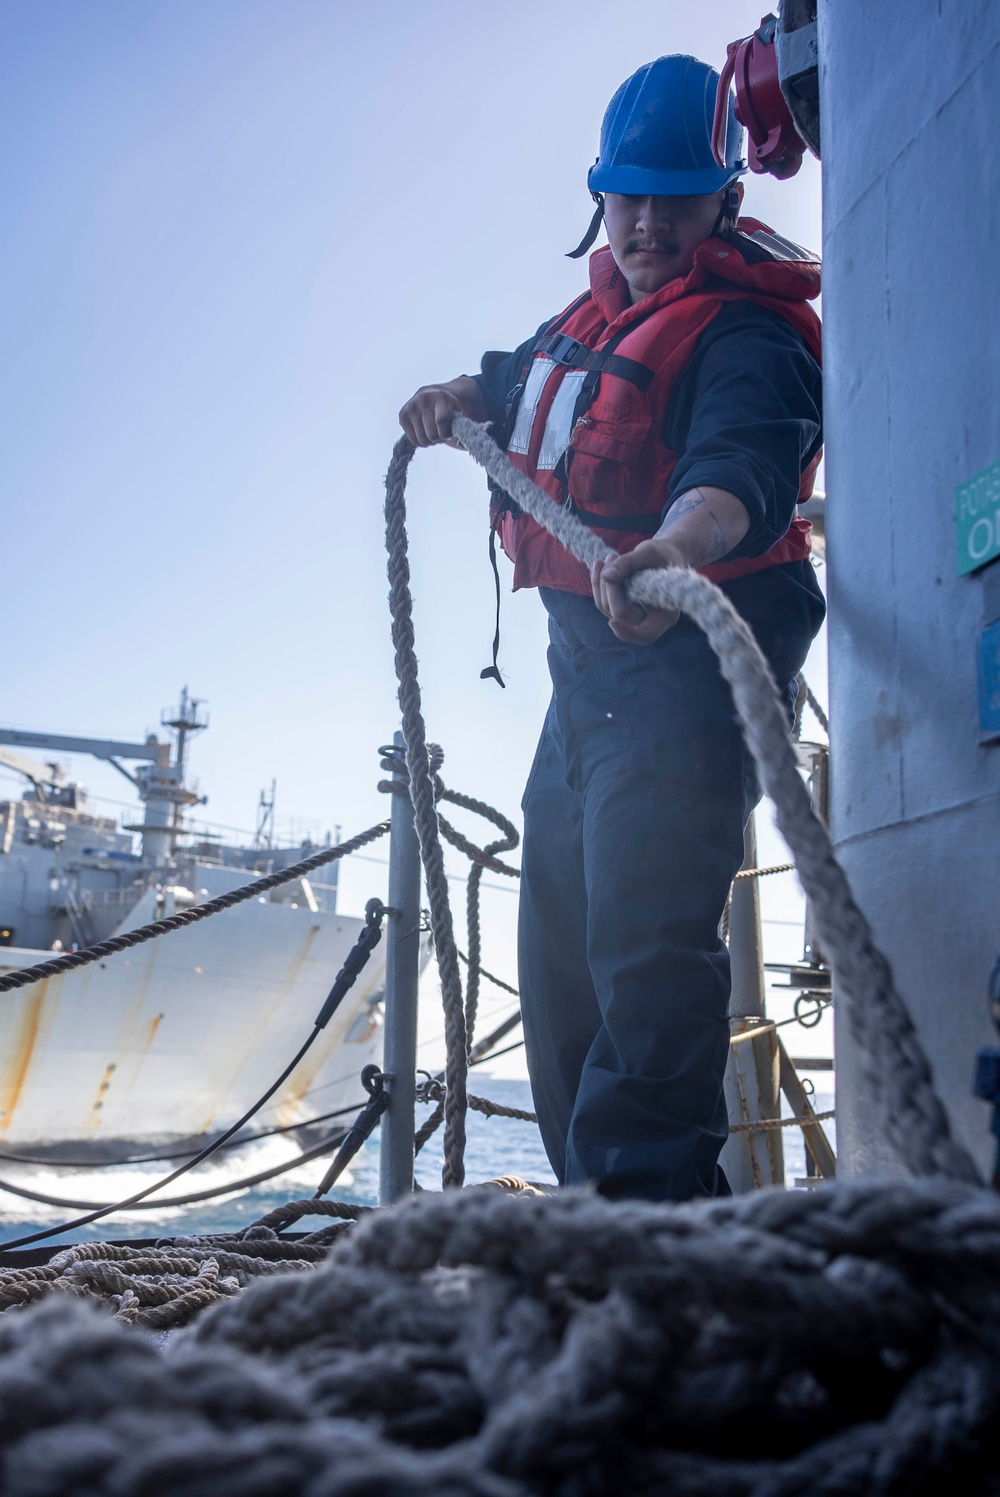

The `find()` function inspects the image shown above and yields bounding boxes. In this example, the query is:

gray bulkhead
[820,0,1000,1174]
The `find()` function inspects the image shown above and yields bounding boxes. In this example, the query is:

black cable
[0,1096,368,1169]
[0,1126,352,1215]
[314,1065,389,1199]
[470,1038,525,1067]
[0,1047,533,1223]
[469,1008,522,1062]
[274,989,523,1114]
[256,1007,524,1130]
[0,900,385,1251]
[0,1035,320,1246]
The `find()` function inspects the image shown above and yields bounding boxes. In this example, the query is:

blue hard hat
[588,54,745,197]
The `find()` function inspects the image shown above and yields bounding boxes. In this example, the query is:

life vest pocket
[569,413,648,465]
[567,413,663,518]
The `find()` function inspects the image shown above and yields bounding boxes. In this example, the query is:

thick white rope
[452,413,980,1186]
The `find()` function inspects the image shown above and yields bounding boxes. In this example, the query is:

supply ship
[0,691,396,1158]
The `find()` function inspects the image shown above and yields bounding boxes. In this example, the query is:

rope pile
[0,1180,996,1494]
[0,1200,365,1328]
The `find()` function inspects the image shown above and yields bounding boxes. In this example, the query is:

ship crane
[0,747,66,803]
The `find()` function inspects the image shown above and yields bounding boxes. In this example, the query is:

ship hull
[0,893,386,1153]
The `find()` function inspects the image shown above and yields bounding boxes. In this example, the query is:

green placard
[956,459,1000,574]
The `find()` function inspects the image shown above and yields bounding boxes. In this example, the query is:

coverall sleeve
[664,303,823,560]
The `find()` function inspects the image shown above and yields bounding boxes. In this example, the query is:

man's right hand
[398,377,487,448]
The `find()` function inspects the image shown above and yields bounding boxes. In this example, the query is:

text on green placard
[956,459,1000,575]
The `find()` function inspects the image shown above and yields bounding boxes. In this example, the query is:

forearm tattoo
[659,487,731,565]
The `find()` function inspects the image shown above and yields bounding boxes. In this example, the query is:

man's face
[603,190,730,303]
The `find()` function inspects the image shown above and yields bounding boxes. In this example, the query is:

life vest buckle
[546,333,588,368]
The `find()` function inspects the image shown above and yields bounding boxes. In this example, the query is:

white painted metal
[0,890,388,1150]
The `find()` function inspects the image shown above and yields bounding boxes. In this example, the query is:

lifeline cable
[313,1066,390,1199]
[0,901,386,1250]
[446,413,979,1186]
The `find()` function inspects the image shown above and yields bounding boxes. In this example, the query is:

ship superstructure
[0,694,393,1156]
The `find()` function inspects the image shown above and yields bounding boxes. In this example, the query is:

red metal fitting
[713,14,807,180]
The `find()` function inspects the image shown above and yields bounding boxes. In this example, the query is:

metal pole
[378,730,422,1206]
[728,812,767,1019]
[723,811,784,1190]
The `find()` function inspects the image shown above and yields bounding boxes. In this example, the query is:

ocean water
[0,1078,835,1251]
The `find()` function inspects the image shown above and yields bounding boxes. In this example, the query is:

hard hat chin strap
[567,180,740,261]
[566,194,605,259]
[713,182,742,239]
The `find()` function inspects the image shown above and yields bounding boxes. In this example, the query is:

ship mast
[158,688,209,849]
[0,689,208,865]
[253,780,276,851]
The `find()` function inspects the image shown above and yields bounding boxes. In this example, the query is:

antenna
[253,779,276,850]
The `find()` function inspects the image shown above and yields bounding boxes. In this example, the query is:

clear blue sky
[1,2,826,1064]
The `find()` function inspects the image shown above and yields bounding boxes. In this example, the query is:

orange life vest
[494,219,822,596]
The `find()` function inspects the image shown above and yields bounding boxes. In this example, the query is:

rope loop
[377,743,520,878]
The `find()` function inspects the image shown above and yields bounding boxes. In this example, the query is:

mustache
[625,237,681,257]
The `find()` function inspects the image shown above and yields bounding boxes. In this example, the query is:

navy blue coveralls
[474,301,825,1201]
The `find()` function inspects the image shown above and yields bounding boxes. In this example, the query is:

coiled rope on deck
[0,1177,994,1494]
[0,1200,367,1328]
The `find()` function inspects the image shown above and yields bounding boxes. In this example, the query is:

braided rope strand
[802,675,830,733]
[452,413,979,1186]
[734,861,795,880]
[384,437,468,1187]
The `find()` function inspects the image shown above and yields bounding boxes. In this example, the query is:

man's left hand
[591,540,687,644]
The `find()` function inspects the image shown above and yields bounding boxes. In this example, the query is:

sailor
[399,54,824,1201]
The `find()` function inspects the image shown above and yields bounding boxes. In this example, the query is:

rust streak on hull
[0,983,48,1134]
[89,1061,118,1127]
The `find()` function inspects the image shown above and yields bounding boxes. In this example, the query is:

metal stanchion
[378,731,422,1206]
[723,812,784,1190]
[729,813,767,1020]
